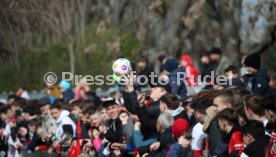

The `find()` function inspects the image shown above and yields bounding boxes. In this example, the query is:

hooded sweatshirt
[181,55,199,86]
[55,110,76,140]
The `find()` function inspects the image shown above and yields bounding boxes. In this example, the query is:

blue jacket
[169,67,187,100]
[243,69,271,96]
[63,89,75,102]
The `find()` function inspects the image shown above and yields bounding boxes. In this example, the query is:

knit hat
[59,81,71,90]
[172,118,189,138]
[243,53,261,69]
[209,47,222,55]
[163,59,179,72]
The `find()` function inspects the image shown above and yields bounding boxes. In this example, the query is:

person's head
[59,81,71,93]
[209,47,222,62]
[200,53,209,64]
[182,96,194,115]
[213,89,235,113]
[7,94,16,105]
[137,56,148,69]
[15,86,27,96]
[172,118,189,139]
[191,96,212,124]
[178,128,192,148]
[242,120,265,145]
[98,106,110,120]
[243,52,260,74]
[159,93,180,112]
[156,112,174,133]
[70,100,83,118]
[224,65,239,79]
[0,106,8,121]
[163,59,179,74]
[180,54,192,67]
[50,103,62,121]
[217,108,238,133]
[150,86,168,101]
[230,87,251,107]
[22,105,36,121]
[102,100,120,120]
[28,118,40,133]
[89,109,102,128]
[235,105,248,126]
[244,95,265,121]
[263,93,276,123]
[38,97,51,115]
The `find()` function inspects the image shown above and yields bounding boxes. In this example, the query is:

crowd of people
[1,48,276,157]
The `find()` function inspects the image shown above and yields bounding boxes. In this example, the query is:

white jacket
[55,110,76,140]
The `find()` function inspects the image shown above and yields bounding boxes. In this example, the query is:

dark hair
[217,108,238,125]
[50,103,61,110]
[244,95,265,116]
[182,128,192,140]
[224,65,239,74]
[230,87,251,107]
[137,56,149,64]
[214,89,235,107]
[0,106,8,114]
[70,100,82,108]
[263,93,276,112]
[8,94,17,100]
[22,105,37,116]
[242,120,265,139]
[159,93,180,110]
[191,97,212,115]
[101,100,117,108]
[28,118,41,127]
[84,92,102,107]
[12,98,27,108]
[235,105,248,122]
[209,47,222,55]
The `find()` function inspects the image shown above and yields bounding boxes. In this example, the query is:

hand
[92,129,100,138]
[34,146,39,151]
[131,114,139,122]
[99,125,108,134]
[48,148,53,155]
[150,142,160,151]
[121,71,136,92]
[111,143,126,149]
[137,93,146,106]
[134,121,141,130]
[114,149,121,156]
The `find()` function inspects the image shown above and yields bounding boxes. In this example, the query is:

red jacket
[181,55,199,86]
[228,130,244,155]
[267,131,276,157]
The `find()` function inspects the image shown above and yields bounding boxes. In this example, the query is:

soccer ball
[112,58,132,76]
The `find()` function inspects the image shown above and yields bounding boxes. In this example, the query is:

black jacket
[242,136,269,157]
[243,69,271,96]
[205,117,228,156]
[104,118,123,143]
[123,91,160,138]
